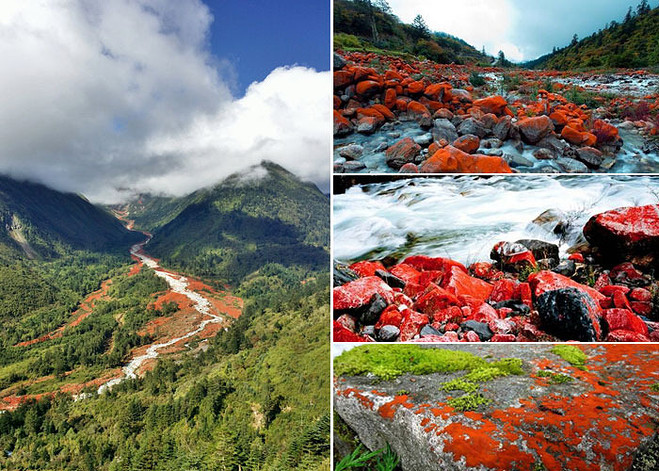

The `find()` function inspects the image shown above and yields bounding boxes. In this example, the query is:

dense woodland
[334,0,491,65]
[526,1,659,70]
[0,166,331,470]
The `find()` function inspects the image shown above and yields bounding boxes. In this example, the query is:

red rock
[631,301,652,317]
[612,290,633,311]
[593,119,619,145]
[371,104,395,120]
[445,322,460,331]
[407,80,425,94]
[599,285,630,297]
[385,137,421,168]
[355,80,381,96]
[334,321,372,342]
[584,205,659,264]
[336,314,358,332]
[629,288,652,302]
[414,286,460,317]
[488,279,518,303]
[349,261,386,278]
[528,270,605,302]
[407,101,431,118]
[442,266,493,303]
[375,305,404,329]
[389,264,421,284]
[594,273,612,291]
[600,298,613,310]
[549,110,569,127]
[492,241,537,270]
[469,262,501,281]
[384,88,397,109]
[605,330,650,342]
[434,108,454,120]
[418,270,444,289]
[402,255,467,274]
[399,308,429,341]
[472,96,508,115]
[334,276,395,311]
[602,308,649,336]
[518,116,555,144]
[497,307,513,318]
[426,331,460,342]
[490,334,516,342]
[568,253,584,263]
[419,146,512,173]
[334,110,352,135]
[488,318,516,335]
[424,83,452,102]
[465,303,499,323]
[452,134,480,154]
[463,331,481,342]
[514,282,533,309]
[334,70,354,89]
[561,126,596,146]
[610,262,645,282]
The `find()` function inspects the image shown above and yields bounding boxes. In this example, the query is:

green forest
[527,1,659,70]
[334,0,490,65]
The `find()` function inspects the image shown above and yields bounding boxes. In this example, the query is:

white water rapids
[97,238,224,394]
[334,175,659,266]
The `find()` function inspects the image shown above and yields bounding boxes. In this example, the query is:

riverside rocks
[334,203,659,342]
[333,51,650,174]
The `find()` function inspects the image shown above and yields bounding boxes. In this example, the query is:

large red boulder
[334,276,395,311]
[441,266,493,303]
[583,204,659,266]
[602,308,649,337]
[402,255,467,274]
[333,321,372,342]
[419,146,512,173]
[349,261,386,278]
[472,96,508,115]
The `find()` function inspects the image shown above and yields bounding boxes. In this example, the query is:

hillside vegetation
[334,0,490,65]
[527,1,659,70]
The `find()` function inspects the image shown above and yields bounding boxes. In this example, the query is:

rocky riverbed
[333,176,659,343]
[334,52,659,174]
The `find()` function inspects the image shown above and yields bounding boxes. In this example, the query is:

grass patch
[651,383,659,393]
[448,392,491,412]
[536,370,574,384]
[334,345,490,381]
[551,345,588,370]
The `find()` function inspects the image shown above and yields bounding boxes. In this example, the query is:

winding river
[97,238,224,394]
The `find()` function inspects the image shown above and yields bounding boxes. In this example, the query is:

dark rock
[576,147,603,168]
[556,157,589,173]
[493,116,512,140]
[533,148,555,160]
[537,134,570,155]
[377,324,400,342]
[360,293,388,325]
[457,118,489,138]
[432,118,458,143]
[491,300,531,315]
[342,160,367,172]
[376,269,406,289]
[461,320,494,341]
[334,260,359,287]
[339,144,364,160]
[536,287,602,341]
[552,260,576,277]
[385,138,421,170]
[361,325,376,337]
[334,53,347,70]
[420,324,443,337]
[515,239,559,261]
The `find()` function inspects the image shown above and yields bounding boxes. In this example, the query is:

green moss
[440,378,479,394]
[537,370,574,384]
[463,367,509,383]
[551,345,588,370]
[396,389,410,396]
[334,345,490,381]
[448,392,491,412]
[651,383,659,393]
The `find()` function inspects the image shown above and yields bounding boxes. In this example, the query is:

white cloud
[0,0,329,203]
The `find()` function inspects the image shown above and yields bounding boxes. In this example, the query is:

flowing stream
[97,238,224,394]
[334,175,659,266]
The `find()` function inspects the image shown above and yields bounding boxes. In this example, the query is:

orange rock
[371,104,395,121]
[407,101,431,118]
[424,82,452,102]
[407,80,425,95]
[384,88,397,109]
[549,110,568,127]
[472,95,508,115]
[356,80,381,96]
[334,95,341,110]
[334,70,354,89]
[452,135,480,154]
[384,69,404,81]
[518,116,554,144]
[334,110,352,135]
[593,119,619,145]
[419,146,512,173]
[561,126,596,146]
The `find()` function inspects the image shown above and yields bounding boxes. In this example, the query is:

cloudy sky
[0,0,330,203]
[388,0,653,62]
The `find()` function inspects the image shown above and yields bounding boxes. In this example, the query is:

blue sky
[204,0,330,94]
